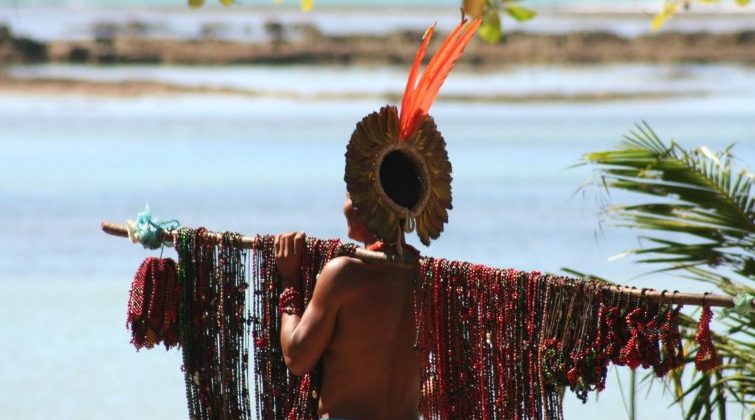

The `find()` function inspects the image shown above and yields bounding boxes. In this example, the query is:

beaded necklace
[407,259,692,420]
[127,256,179,350]
[126,233,717,420]
[174,227,251,420]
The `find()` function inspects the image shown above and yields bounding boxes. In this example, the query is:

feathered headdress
[345,17,481,247]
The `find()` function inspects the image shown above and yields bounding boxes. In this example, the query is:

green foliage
[652,0,752,31]
[652,1,681,31]
[464,0,536,43]
[505,3,537,22]
[188,0,234,7]
[185,0,752,44]
[582,123,755,419]
[463,0,751,41]
[584,124,755,279]
[478,9,502,44]
[188,0,311,11]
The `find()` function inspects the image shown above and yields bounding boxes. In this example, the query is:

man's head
[345,151,423,245]
[343,195,375,244]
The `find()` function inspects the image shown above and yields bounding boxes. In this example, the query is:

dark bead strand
[170,228,251,420]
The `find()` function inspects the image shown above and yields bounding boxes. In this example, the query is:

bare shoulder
[323,255,364,274]
[314,256,366,294]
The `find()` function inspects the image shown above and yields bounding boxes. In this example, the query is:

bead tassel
[127,257,179,350]
[694,305,718,373]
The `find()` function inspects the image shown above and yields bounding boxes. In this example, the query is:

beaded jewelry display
[123,230,719,420]
[410,258,693,420]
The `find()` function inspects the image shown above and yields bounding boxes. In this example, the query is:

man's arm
[275,233,353,376]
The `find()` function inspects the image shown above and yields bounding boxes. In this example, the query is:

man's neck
[366,240,419,258]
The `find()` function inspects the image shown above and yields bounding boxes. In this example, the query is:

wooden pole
[101,221,752,310]
[101,221,416,268]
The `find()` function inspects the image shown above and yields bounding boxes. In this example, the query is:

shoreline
[0,74,710,102]
[2,26,755,67]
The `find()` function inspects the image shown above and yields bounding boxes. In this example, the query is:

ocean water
[2,0,755,42]
[1,62,754,419]
[0,0,651,8]
[11,63,755,100]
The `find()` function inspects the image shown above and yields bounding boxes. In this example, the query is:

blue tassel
[126,204,180,250]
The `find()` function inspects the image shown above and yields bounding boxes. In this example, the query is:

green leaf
[651,1,680,31]
[219,0,235,5]
[736,0,750,5]
[188,0,205,8]
[505,4,537,22]
[478,10,502,44]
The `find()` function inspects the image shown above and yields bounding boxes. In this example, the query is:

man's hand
[274,232,306,287]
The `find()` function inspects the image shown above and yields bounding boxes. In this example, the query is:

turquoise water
[1,63,753,419]
[0,0,644,7]
[11,63,755,99]
[2,1,754,42]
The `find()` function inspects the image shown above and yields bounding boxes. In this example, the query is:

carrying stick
[101,221,416,267]
[101,221,752,309]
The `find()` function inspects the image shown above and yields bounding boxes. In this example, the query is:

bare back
[317,256,421,420]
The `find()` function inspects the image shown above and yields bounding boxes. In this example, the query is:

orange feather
[412,20,468,110]
[399,18,481,140]
[417,19,481,114]
[400,20,466,139]
[400,23,435,132]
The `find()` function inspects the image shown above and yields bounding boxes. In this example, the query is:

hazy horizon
[0,0,653,8]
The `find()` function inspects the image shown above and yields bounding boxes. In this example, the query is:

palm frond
[581,123,755,418]
[584,122,755,281]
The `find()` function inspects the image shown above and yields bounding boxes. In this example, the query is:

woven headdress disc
[344,105,452,246]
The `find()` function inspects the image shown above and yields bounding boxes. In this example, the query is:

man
[273,17,480,420]
[274,196,421,419]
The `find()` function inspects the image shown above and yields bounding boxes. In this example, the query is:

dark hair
[379,150,423,210]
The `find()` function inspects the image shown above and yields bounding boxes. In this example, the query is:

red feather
[399,18,481,140]
[400,23,435,131]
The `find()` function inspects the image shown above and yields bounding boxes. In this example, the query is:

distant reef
[2,23,754,66]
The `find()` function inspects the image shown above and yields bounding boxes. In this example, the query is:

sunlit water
[2,1,755,42]
[1,63,753,419]
[10,63,755,100]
